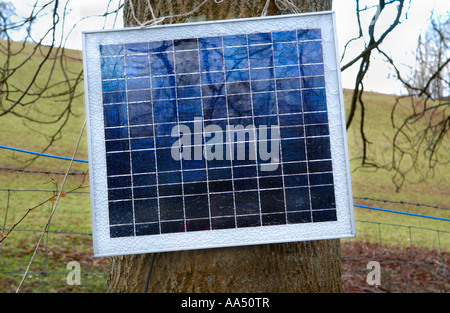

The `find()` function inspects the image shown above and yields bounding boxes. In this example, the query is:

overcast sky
[11,0,449,95]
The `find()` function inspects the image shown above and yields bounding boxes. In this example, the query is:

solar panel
[83,12,355,256]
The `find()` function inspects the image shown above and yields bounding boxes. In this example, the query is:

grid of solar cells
[100,28,337,238]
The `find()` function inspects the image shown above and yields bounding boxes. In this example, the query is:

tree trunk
[108,0,341,293]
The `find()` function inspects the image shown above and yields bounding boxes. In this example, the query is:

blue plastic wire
[354,204,450,222]
[0,145,88,163]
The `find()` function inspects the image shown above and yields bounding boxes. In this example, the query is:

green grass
[0,40,448,292]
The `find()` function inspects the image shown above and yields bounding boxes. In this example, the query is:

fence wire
[0,188,448,293]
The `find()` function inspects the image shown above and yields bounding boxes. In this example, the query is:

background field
[0,42,448,292]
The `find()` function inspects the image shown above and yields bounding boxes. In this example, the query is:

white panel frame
[83,11,355,257]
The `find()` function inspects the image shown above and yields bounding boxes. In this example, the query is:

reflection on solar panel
[83,12,355,256]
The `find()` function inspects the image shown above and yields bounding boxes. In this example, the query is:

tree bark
[108,0,341,293]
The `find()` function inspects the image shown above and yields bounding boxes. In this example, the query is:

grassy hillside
[0,40,448,291]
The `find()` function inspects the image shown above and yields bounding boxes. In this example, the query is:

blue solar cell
[184,195,209,218]
[306,136,331,160]
[127,89,152,103]
[259,176,283,189]
[299,41,323,64]
[247,32,272,45]
[102,79,125,92]
[273,42,298,66]
[305,124,329,137]
[135,223,160,236]
[158,171,181,184]
[131,150,156,173]
[159,184,182,196]
[156,135,178,148]
[284,174,308,187]
[249,44,273,68]
[300,64,324,77]
[174,38,198,51]
[183,169,206,182]
[130,137,154,150]
[281,138,306,161]
[260,189,284,213]
[283,161,307,174]
[280,125,304,139]
[129,125,154,138]
[103,91,126,104]
[297,29,321,41]
[151,75,175,88]
[160,220,185,233]
[124,42,149,55]
[223,34,247,47]
[252,92,277,116]
[177,86,201,99]
[275,65,300,79]
[202,84,225,97]
[178,98,203,121]
[155,123,176,137]
[272,30,297,43]
[105,139,129,153]
[287,211,311,223]
[156,148,181,171]
[309,172,334,185]
[109,201,133,225]
[150,52,174,76]
[304,112,328,124]
[100,28,337,238]
[262,213,287,226]
[103,104,128,127]
[235,191,259,215]
[110,225,134,238]
[236,215,261,228]
[227,94,252,117]
[182,158,206,171]
[105,127,128,140]
[279,113,303,126]
[159,197,184,220]
[209,180,233,192]
[285,187,310,211]
[302,88,327,112]
[201,72,225,84]
[199,36,222,49]
[308,160,332,173]
[301,76,325,88]
[225,69,249,82]
[310,185,335,210]
[148,40,173,53]
[200,49,224,72]
[186,218,210,232]
[133,173,157,187]
[108,188,132,201]
[224,46,249,70]
[312,209,337,222]
[108,175,131,189]
[251,80,275,92]
[175,50,200,74]
[210,193,234,216]
[125,55,150,77]
[233,178,258,191]
[184,182,208,195]
[153,99,177,123]
[101,57,124,79]
[128,102,153,125]
[176,73,201,86]
[100,44,124,56]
